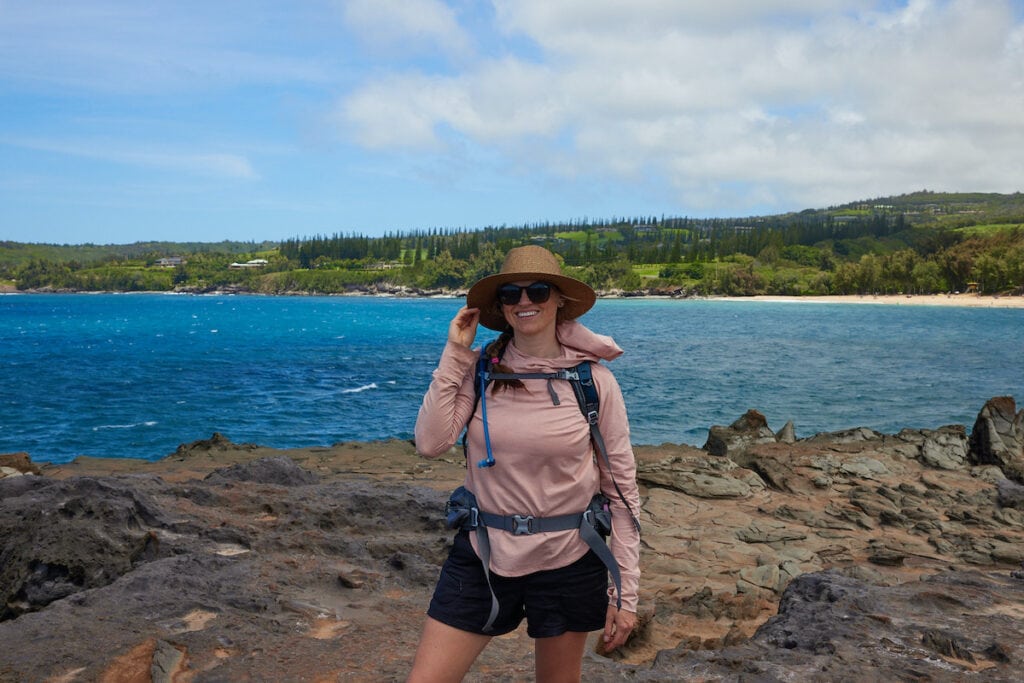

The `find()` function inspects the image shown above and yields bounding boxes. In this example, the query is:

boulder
[0,476,169,620]
[775,420,797,444]
[969,397,1024,482]
[997,478,1024,509]
[203,456,319,486]
[704,409,776,457]
[174,432,259,457]
[0,452,41,478]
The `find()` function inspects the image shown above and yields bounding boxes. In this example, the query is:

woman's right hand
[448,306,480,348]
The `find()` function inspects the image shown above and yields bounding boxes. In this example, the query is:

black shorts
[426,530,609,638]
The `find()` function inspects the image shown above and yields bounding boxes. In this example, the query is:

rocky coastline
[2,397,1024,681]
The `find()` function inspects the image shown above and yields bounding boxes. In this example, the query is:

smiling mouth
[516,310,539,319]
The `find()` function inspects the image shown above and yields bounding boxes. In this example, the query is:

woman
[409,245,641,683]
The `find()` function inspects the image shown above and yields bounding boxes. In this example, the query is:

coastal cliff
[1,398,1023,681]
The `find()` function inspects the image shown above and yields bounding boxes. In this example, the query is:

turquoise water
[2,293,1022,463]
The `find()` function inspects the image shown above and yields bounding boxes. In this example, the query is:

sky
[1,1,1023,245]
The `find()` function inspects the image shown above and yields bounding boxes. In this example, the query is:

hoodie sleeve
[592,362,642,613]
[414,341,479,458]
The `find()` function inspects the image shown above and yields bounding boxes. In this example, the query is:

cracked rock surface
[1,397,1023,681]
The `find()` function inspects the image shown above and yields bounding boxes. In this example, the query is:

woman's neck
[511,329,561,358]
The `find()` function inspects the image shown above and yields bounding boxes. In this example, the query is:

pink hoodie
[415,321,641,612]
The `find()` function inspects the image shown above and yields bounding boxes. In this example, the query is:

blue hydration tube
[477,369,496,468]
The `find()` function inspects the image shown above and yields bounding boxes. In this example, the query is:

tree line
[5,191,1023,296]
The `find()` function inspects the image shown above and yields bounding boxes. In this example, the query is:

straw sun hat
[467,245,597,331]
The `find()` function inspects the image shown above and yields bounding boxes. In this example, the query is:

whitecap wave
[340,383,377,394]
[93,421,158,431]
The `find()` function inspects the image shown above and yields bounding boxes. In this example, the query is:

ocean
[2,293,1022,464]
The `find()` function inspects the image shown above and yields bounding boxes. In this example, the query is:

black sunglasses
[497,281,553,306]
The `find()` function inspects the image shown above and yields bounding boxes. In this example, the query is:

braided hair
[482,330,523,393]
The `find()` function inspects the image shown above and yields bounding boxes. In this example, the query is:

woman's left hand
[601,605,637,653]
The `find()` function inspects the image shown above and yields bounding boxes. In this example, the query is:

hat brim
[467,271,596,331]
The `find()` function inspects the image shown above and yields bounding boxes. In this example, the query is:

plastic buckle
[586,409,599,425]
[512,514,535,535]
[470,508,479,528]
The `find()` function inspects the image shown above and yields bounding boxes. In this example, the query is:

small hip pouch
[586,492,613,538]
[445,485,479,530]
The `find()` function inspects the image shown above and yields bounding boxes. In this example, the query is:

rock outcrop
[0,452,453,682]
[0,476,168,621]
[703,408,779,457]
[643,569,1024,681]
[969,396,1024,482]
[0,452,40,479]
[2,398,1024,681]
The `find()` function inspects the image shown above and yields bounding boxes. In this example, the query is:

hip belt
[445,486,621,633]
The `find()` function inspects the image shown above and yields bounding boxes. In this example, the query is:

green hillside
[3,191,1022,296]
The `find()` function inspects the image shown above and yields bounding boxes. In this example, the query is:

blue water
[2,293,1022,463]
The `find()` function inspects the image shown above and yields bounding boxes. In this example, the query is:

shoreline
[710,293,1024,308]
[5,285,1023,308]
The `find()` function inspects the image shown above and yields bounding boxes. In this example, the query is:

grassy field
[955,223,1023,237]
[632,264,662,281]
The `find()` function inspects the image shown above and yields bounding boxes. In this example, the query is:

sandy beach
[715,293,1024,308]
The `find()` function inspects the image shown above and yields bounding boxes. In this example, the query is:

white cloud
[338,0,1024,213]
[493,0,877,37]
[339,74,464,149]
[341,0,473,60]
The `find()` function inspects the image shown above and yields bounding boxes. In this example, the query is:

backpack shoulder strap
[572,360,600,423]
[461,346,492,461]
[569,361,642,533]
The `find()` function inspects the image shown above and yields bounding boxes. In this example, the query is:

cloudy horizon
[2,0,1022,244]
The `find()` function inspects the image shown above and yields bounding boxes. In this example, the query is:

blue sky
[2,0,1022,245]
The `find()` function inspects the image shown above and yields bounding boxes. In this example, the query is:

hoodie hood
[556,320,623,363]
[497,320,623,373]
